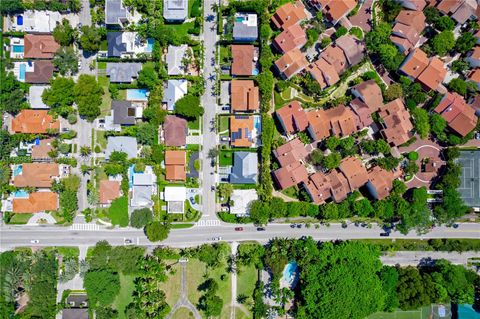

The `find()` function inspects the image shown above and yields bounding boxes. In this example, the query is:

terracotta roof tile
[378,98,413,146]
[275,101,308,134]
[351,79,383,112]
[417,57,446,91]
[322,0,357,23]
[13,163,59,188]
[99,180,121,204]
[271,0,307,30]
[165,150,186,181]
[307,105,358,141]
[400,48,429,79]
[231,45,256,76]
[31,138,54,160]
[338,157,369,190]
[273,24,307,53]
[230,116,255,147]
[12,191,58,213]
[274,48,309,79]
[231,80,260,112]
[11,110,60,134]
[25,60,55,84]
[24,34,60,59]
[367,166,395,200]
[307,57,340,89]
[164,115,187,147]
[434,92,477,136]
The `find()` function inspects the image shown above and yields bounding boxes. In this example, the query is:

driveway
[349,0,373,32]
[187,152,199,178]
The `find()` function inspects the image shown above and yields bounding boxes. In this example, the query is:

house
[436,0,477,25]
[390,10,426,54]
[131,166,156,207]
[349,98,374,128]
[165,150,186,181]
[338,157,369,190]
[106,63,142,83]
[31,138,53,161]
[11,110,60,134]
[233,13,258,42]
[273,24,307,54]
[398,0,426,10]
[166,45,188,75]
[231,45,258,76]
[335,35,365,66]
[63,294,89,319]
[19,60,55,84]
[164,186,187,214]
[230,189,258,216]
[271,1,308,30]
[469,68,480,90]
[399,48,446,91]
[303,171,335,204]
[105,136,138,160]
[351,80,383,112]
[107,32,153,57]
[28,85,49,109]
[230,152,258,184]
[12,191,58,213]
[318,0,357,25]
[164,115,187,147]
[366,166,396,200]
[378,98,413,146]
[163,0,188,22]
[275,101,308,135]
[434,92,478,137]
[99,180,121,206]
[231,80,260,112]
[12,10,62,33]
[306,105,359,141]
[307,57,340,89]
[467,46,480,68]
[105,0,128,25]
[163,79,188,111]
[274,48,309,79]
[230,115,259,147]
[112,100,137,125]
[13,163,59,188]
[24,34,59,59]
[272,138,309,190]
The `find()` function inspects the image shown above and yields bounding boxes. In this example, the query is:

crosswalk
[70,224,101,231]
[195,220,221,227]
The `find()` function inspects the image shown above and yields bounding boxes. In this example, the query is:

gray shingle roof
[106,63,142,83]
[107,32,126,57]
[112,100,135,125]
[105,136,138,160]
[230,152,258,184]
[105,0,128,25]
[166,45,188,75]
[233,14,258,41]
[163,0,188,21]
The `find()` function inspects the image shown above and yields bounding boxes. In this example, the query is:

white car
[212,236,222,241]
[30,240,39,244]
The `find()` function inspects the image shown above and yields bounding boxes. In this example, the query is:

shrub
[108,196,129,227]
[408,151,419,161]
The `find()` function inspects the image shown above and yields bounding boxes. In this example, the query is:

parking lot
[457,150,480,208]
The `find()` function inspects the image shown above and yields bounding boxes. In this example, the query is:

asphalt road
[380,251,480,266]
[1,223,479,251]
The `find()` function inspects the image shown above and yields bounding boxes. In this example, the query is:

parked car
[452,223,459,229]
[380,232,390,237]
[212,236,222,241]
[124,239,132,244]
[30,240,40,244]
[221,136,231,142]
[256,227,265,231]
[234,227,244,231]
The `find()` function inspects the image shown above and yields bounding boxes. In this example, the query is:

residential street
[199,0,220,221]
[380,251,480,267]
[1,222,478,251]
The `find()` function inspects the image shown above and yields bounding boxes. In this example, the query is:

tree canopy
[145,221,170,242]
[84,270,120,306]
[174,94,204,119]
[53,19,75,46]
[53,46,79,76]
[79,26,104,52]
[74,75,103,121]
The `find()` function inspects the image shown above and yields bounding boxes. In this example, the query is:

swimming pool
[457,304,479,318]
[19,64,26,81]
[16,15,23,26]
[236,16,246,22]
[146,38,154,53]
[128,165,135,188]
[127,89,149,101]
[14,190,29,198]
[252,68,259,76]
[12,45,24,53]
[282,261,298,284]
[13,165,23,177]
[253,116,261,132]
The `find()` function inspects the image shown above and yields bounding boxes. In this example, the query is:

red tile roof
[165,150,187,181]
[31,138,54,160]
[378,98,413,146]
[400,48,446,91]
[306,105,359,141]
[25,60,55,84]
[273,24,307,53]
[367,166,395,200]
[231,45,256,76]
[275,101,308,135]
[230,116,255,147]
[13,163,59,188]
[338,157,369,190]
[231,80,260,112]
[164,115,187,147]
[12,191,58,213]
[11,110,60,134]
[434,92,477,137]
[24,34,60,59]
[321,0,357,23]
[274,48,309,79]
[99,180,121,204]
[307,57,340,89]
[351,79,383,112]
[271,0,307,30]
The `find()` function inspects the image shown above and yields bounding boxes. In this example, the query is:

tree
[309,149,324,165]
[0,0,23,14]
[383,83,403,101]
[145,221,170,242]
[451,59,469,74]
[335,26,348,38]
[455,32,476,54]
[199,293,223,317]
[424,6,440,24]
[380,0,402,22]
[378,44,403,71]
[396,266,430,310]
[434,16,455,31]
[379,266,399,311]
[53,19,74,46]
[174,94,204,119]
[96,307,118,319]
[53,47,79,76]
[130,208,153,228]
[79,26,104,52]
[136,123,156,145]
[0,72,27,114]
[365,23,392,53]
[432,31,455,56]
[430,113,447,139]
[411,108,430,139]
[322,152,341,170]
[84,270,120,306]
[74,75,103,121]
[217,183,233,200]
[143,104,167,126]
[325,136,340,150]
[249,200,270,225]
[353,199,374,217]
[80,146,91,157]
[447,78,467,96]
[42,77,75,117]
[137,65,159,90]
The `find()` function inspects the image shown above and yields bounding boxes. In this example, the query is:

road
[1,223,479,251]
[380,251,480,266]
[199,0,220,221]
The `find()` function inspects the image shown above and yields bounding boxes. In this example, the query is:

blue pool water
[236,16,245,22]
[458,305,479,319]
[12,45,24,53]
[146,38,154,52]
[128,165,135,188]
[19,64,26,81]
[14,190,29,198]
[17,15,23,26]
[253,116,261,132]
[282,261,298,284]
[252,68,259,76]
[13,165,23,177]
[127,89,148,101]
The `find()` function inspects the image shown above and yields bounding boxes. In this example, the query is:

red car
[234,227,244,231]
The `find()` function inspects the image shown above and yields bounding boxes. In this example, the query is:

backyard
[98,76,112,116]
[112,274,136,319]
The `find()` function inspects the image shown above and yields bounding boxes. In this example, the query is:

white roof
[133,173,153,185]
[230,189,258,216]
[164,186,187,202]
[28,85,49,109]
[164,79,188,110]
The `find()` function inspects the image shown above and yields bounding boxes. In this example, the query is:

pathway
[166,258,202,319]
[272,190,299,202]
[230,242,238,319]
[27,213,56,225]
[349,0,373,32]
[56,245,88,306]
[381,251,480,268]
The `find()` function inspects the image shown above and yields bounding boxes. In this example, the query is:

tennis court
[456,150,480,208]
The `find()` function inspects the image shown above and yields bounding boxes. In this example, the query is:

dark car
[234,227,244,231]
[380,232,390,237]
[452,223,459,229]
[256,227,265,231]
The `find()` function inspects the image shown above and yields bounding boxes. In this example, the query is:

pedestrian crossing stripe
[69,224,100,231]
[195,220,221,227]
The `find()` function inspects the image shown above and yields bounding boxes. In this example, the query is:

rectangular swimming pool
[19,64,26,81]
[13,165,23,177]
[127,89,148,101]
[14,190,29,198]
[146,38,154,53]
[12,45,24,53]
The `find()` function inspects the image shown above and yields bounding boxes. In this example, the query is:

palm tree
[80,146,91,157]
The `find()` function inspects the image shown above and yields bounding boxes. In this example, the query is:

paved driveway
[349,0,373,32]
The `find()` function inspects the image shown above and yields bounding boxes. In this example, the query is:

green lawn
[172,307,196,319]
[112,274,136,319]
[282,185,300,199]
[98,76,112,116]
[97,61,107,70]
[237,264,257,307]
[165,22,195,38]
[209,264,231,319]
[367,307,431,319]
[186,258,207,307]
[220,45,231,64]
[219,116,229,133]
[158,263,182,306]
[96,130,107,150]
[118,89,127,100]
[8,213,33,224]
[108,196,129,227]
[188,117,200,130]
[219,150,234,167]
